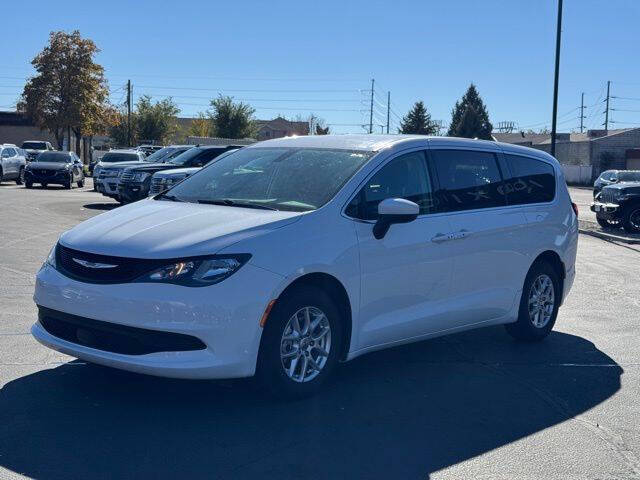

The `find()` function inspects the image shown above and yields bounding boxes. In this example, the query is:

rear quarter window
[504,154,556,205]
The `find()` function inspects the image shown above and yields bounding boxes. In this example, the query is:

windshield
[145,146,191,163]
[101,152,140,163]
[168,147,205,166]
[22,141,47,150]
[35,152,70,163]
[618,171,640,182]
[166,147,372,212]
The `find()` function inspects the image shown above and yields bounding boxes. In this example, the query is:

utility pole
[386,91,390,134]
[604,80,611,132]
[126,80,132,147]
[369,79,374,134]
[550,0,563,157]
[580,92,585,133]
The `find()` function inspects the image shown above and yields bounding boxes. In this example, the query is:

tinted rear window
[504,154,555,204]
[101,153,139,163]
[22,142,47,149]
[431,149,506,212]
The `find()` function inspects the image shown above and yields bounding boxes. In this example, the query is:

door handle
[431,233,451,243]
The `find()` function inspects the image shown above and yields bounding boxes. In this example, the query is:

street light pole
[550,0,563,157]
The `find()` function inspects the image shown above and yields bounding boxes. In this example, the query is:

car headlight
[135,254,251,287]
[133,172,150,182]
[168,174,187,185]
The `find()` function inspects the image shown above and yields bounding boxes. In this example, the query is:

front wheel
[65,174,72,189]
[622,206,640,234]
[77,178,84,188]
[25,181,33,189]
[257,285,343,398]
[505,261,560,342]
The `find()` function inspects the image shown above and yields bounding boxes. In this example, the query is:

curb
[578,219,640,244]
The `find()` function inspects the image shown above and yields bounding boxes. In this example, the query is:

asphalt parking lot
[1,180,639,480]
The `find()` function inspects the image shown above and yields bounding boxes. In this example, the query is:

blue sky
[1,0,639,134]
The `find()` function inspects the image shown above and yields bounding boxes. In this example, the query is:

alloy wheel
[280,306,331,383]
[528,274,555,328]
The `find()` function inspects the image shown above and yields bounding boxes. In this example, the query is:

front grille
[100,168,122,179]
[600,189,617,204]
[56,244,164,284]
[38,306,206,355]
[120,172,134,182]
[33,169,55,176]
[150,177,166,194]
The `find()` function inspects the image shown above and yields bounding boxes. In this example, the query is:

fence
[562,164,593,185]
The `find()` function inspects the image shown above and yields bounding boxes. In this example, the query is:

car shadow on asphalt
[0,327,622,480]
[82,203,119,211]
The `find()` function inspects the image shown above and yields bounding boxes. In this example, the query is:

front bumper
[32,262,283,379]
[96,177,120,197]
[118,181,149,202]
[25,169,69,185]
[590,201,621,219]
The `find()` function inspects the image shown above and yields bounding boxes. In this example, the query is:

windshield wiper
[156,193,184,202]
[197,199,278,210]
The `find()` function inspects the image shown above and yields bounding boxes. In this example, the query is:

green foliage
[399,101,438,135]
[18,30,111,149]
[189,112,211,137]
[135,95,180,144]
[108,109,135,146]
[447,84,493,140]
[208,95,256,139]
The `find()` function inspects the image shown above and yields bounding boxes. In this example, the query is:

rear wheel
[25,181,33,189]
[505,261,560,342]
[15,167,24,185]
[257,285,343,398]
[622,206,640,234]
[41,183,48,188]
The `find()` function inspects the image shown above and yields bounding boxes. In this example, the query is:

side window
[504,154,556,205]
[7,148,17,157]
[431,149,506,212]
[347,151,433,220]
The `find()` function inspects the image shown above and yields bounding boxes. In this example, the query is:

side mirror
[373,198,419,239]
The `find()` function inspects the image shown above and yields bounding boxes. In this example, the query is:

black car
[25,151,85,189]
[21,140,55,162]
[118,145,243,202]
[591,182,640,233]
[593,169,640,197]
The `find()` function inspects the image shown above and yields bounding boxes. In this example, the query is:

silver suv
[0,144,27,185]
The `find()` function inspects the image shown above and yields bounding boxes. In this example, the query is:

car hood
[125,162,181,173]
[603,182,640,194]
[154,167,200,178]
[60,199,303,259]
[28,162,69,171]
[99,160,143,169]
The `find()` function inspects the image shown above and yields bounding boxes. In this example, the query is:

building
[493,128,640,171]
[255,117,309,140]
[0,111,58,147]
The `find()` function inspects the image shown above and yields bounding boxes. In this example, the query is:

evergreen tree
[447,84,493,139]
[399,101,438,135]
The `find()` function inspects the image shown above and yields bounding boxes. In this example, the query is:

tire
[42,183,48,188]
[257,285,343,398]
[65,174,72,189]
[0,168,3,184]
[622,206,640,234]
[25,181,33,189]
[16,167,24,185]
[78,178,84,188]
[596,215,620,230]
[505,261,560,342]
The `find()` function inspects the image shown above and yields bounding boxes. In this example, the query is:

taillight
[571,202,578,217]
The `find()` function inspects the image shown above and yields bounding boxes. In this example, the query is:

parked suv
[94,150,146,196]
[118,145,242,202]
[591,182,640,232]
[21,140,55,162]
[32,135,578,397]
[24,151,84,189]
[0,144,27,184]
[593,170,640,197]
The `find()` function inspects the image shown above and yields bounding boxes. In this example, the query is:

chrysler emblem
[72,258,117,269]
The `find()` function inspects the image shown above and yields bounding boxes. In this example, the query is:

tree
[447,84,493,139]
[19,30,110,151]
[109,109,136,146]
[316,124,330,135]
[189,112,211,137]
[399,101,438,135]
[208,95,256,139]
[135,95,180,144]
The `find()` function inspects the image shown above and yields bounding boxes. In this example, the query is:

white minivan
[32,135,578,396]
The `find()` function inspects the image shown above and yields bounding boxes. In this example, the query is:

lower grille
[56,244,164,284]
[38,306,206,355]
